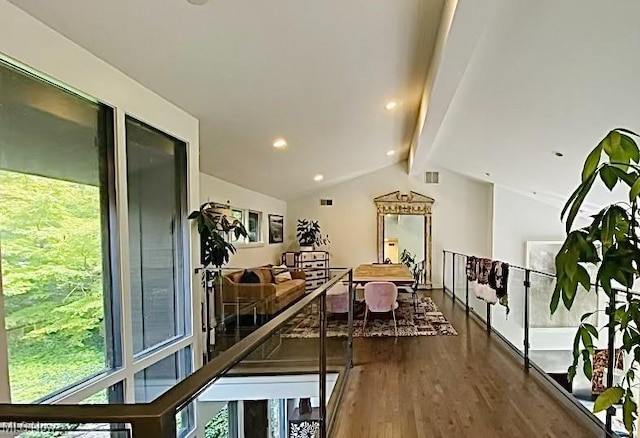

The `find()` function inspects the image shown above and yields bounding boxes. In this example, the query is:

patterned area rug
[282,295,457,338]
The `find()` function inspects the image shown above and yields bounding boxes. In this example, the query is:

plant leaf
[576,265,591,290]
[582,145,603,182]
[593,387,624,413]
[582,350,593,380]
[617,128,640,137]
[564,172,597,233]
[550,283,561,314]
[630,178,640,200]
[623,391,637,433]
[600,166,618,190]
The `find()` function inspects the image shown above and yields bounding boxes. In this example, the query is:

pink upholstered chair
[363,282,399,337]
[326,284,350,314]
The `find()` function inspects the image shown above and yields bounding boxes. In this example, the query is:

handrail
[0,269,353,426]
[155,269,350,416]
[444,249,640,297]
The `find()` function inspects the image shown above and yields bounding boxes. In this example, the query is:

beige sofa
[221,267,306,316]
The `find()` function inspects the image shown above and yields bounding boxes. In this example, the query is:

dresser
[282,250,330,293]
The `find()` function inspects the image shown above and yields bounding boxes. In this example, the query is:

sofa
[221,267,306,317]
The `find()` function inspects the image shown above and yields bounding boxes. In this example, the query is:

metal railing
[0,268,355,437]
[443,250,633,438]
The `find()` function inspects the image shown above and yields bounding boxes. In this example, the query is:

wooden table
[353,263,414,286]
[352,263,418,310]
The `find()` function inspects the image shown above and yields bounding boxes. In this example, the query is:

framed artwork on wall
[268,214,284,244]
[525,240,598,328]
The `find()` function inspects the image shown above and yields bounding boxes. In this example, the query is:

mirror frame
[374,191,434,288]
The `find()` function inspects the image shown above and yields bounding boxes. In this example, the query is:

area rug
[282,295,457,338]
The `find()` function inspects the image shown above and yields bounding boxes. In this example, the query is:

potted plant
[554,128,640,434]
[189,202,248,269]
[189,201,247,338]
[400,249,424,284]
[296,219,330,251]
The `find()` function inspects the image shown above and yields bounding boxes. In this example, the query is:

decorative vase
[300,245,314,252]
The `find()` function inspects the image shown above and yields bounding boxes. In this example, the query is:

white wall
[492,186,586,267]
[0,0,202,399]
[286,163,492,287]
[200,173,286,267]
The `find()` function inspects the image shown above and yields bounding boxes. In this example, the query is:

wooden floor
[332,290,597,438]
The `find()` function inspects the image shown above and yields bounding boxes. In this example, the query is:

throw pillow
[240,269,261,284]
[272,264,292,284]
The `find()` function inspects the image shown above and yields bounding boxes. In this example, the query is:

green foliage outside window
[205,404,230,438]
[0,170,106,402]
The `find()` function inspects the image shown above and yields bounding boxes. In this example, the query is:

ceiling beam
[408,0,498,176]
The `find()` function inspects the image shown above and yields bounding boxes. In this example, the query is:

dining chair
[363,281,399,337]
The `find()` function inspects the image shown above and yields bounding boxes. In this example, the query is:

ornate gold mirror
[374,191,434,288]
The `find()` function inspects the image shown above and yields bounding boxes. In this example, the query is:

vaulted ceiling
[410,0,640,211]
[9,0,447,200]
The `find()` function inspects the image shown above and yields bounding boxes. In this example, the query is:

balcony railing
[0,268,354,437]
[443,250,640,438]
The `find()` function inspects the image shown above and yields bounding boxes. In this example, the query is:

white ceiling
[9,0,446,200]
[411,0,640,211]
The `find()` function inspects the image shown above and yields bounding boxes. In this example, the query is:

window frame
[229,207,264,247]
[0,56,199,418]
[125,115,191,357]
[0,58,123,403]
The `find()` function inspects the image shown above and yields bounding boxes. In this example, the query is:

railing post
[452,255,456,303]
[442,250,446,293]
[486,303,491,333]
[347,269,354,369]
[605,291,617,436]
[524,270,531,370]
[465,256,469,314]
[319,291,327,438]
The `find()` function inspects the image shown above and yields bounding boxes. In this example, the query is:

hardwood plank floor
[331,290,597,438]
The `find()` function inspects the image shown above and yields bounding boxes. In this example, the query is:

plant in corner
[188,202,247,335]
[554,128,640,434]
[189,202,248,269]
[296,219,330,250]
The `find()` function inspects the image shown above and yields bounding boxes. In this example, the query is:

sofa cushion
[274,279,305,297]
[229,271,244,283]
[272,264,292,283]
[252,268,274,284]
[240,270,261,283]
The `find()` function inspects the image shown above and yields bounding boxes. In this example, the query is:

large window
[0,55,196,429]
[126,117,189,355]
[0,60,118,402]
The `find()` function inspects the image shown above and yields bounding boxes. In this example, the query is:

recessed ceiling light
[554,151,564,157]
[273,138,287,149]
[385,101,398,111]
[386,150,395,156]
[186,0,208,5]
[314,174,324,182]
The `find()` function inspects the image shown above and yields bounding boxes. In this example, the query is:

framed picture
[268,214,284,244]
[525,240,598,328]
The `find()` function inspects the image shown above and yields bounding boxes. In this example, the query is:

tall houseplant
[296,219,330,250]
[189,202,248,269]
[189,202,247,337]
[555,128,640,434]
